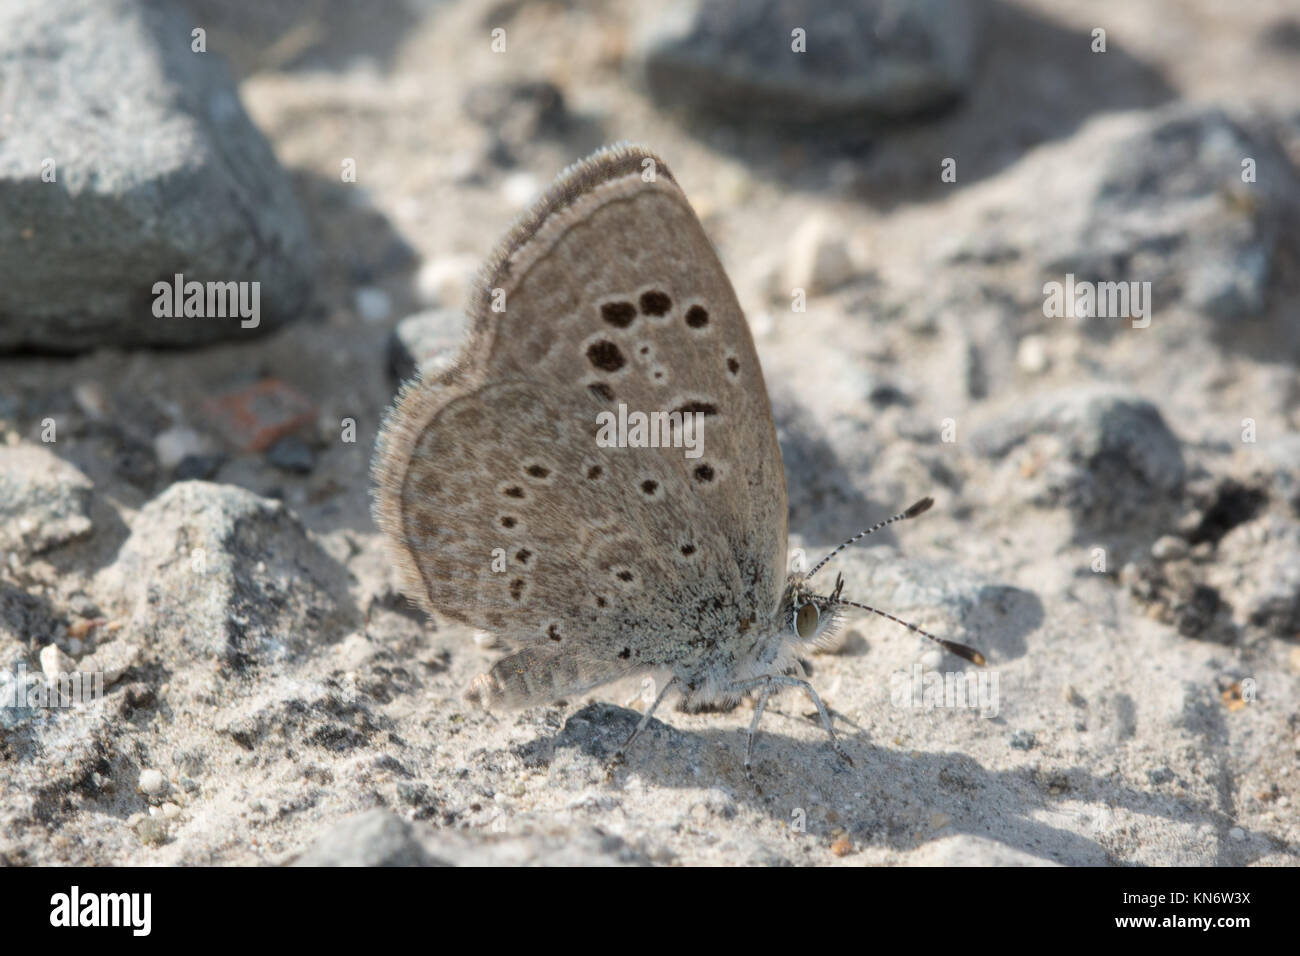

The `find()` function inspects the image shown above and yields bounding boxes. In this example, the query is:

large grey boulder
[0,0,314,351]
[631,0,979,123]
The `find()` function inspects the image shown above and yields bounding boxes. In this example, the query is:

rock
[0,0,313,351]
[134,817,169,847]
[907,834,1062,866]
[81,639,141,686]
[782,216,856,295]
[1151,535,1189,561]
[38,643,72,682]
[353,286,392,324]
[172,453,226,482]
[138,768,167,796]
[153,427,210,470]
[1016,335,1050,375]
[202,379,316,453]
[1251,434,1300,514]
[387,309,468,385]
[631,0,979,122]
[1036,105,1300,320]
[0,445,93,556]
[94,481,358,673]
[973,387,1185,532]
[501,171,540,208]
[1010,730,1036,750]
[293,810,447,867]
[266,435,315,474]
[1213,516,1300,636]
[413,256,479,310]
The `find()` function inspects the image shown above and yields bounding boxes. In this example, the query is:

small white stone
[783,215,855,295]
[354,286,392,323]
[160,802,182,819]
[1016,335,1050,374]
[414,255,479,309]
[138,769,167,796]
[473,629,500,649]
[502,171,540,208]
[153,426,208,469]
[39,643,72,681]
[1229,826,1245,841]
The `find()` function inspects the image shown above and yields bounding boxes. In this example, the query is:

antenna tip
[905,496,935,519]
[941,640,986,667]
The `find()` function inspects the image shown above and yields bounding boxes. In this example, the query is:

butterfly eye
[795,603,819,639]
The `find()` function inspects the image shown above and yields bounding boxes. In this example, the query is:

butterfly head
[782,571,846,647]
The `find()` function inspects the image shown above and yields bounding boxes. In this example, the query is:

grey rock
[293,810,449,867]
[1214,516,1300,636]
[95,481,357,672]
[0,0,313,352]
[1151,535,1189,561]
[906,834,1062,866]
[1009,730,1036,750]
[0,445,93,556]
[631,0,979,123]
[1252,434,1300,514]
[973,387,1185,532]
[172,453,225,482]
[266,436,315,474]
[387,308,469,385]
[1037,105,1300,320]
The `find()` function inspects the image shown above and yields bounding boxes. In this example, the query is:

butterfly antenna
[828,594,986,667]
[806,496,934,579]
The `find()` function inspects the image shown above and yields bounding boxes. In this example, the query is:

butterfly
[372,144,983,775]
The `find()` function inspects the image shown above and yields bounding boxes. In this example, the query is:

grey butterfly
[372,144,983,773]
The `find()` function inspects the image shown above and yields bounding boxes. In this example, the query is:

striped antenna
[829,597,986,666]
[806,496,935,579]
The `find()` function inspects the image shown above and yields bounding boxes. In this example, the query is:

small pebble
[502,171,540,207]
[266,436,315,474]
[783,215,855,295]
[173,453,225,481]
[135,817,168,847]
[354,286,393,323]
[153,426,208,469]
[138,769,168,796]
[1010,730,1036,750]
[414,255,479,309]
[1016,335,1050,374]
[39,643,72,681]
[1228,827,1245,841]
[1151,535,1189,561]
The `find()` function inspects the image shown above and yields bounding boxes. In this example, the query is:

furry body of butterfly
[373,144,979,770]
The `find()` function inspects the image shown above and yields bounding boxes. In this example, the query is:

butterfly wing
[372,145,787,704]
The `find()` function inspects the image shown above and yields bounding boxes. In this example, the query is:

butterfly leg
[724,674,854,769]
[611,675,678,767]
[744,679,776,784]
